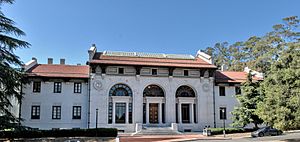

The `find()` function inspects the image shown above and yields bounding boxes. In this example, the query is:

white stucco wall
[21,79,88,130]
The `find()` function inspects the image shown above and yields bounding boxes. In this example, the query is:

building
[21,45,262,132]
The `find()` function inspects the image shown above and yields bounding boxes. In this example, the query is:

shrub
[0,128,118,138]
[209,127,245,135]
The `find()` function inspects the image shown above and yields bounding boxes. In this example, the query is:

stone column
[190,103,194,124]
[146,101,149,124]
[126,102,129,124]
[178,102,182,124]
[112,102,116,124]
[159,103,162,124]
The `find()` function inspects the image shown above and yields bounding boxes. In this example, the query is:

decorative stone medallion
[202,83,210,92]
[93,80,102,90]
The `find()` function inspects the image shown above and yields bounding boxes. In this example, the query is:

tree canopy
[0,0,30,129]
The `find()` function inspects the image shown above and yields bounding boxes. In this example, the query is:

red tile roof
[89,53,217,68]
[26,64,89,78]
[215,71,263,83]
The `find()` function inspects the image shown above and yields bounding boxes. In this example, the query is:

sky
[2,0,300,65]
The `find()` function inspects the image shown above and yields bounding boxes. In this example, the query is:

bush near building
[0,128,118,138]
[209,127,256,135]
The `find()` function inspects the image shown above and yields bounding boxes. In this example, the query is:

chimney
[88,44,97,61]
[60,58,65,65]
[24,57,38,71]
[48,58,53,64]
[221,64,228,71]
[196,50,213,64]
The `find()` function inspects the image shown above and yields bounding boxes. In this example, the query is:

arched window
[176,85,195,97]
[109,84,132,96]
[143,85,164,97]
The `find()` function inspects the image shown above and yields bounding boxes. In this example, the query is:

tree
[0,0,30,129]
[256,44,300,130]
[231,72,264,128]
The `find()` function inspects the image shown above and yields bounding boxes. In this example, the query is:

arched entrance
[108,84,133,124]
[143,85,165,125]
[176,85,197,124]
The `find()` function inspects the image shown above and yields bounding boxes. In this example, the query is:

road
[192,132,300,142]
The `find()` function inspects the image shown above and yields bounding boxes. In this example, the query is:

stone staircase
[134,126,182,135]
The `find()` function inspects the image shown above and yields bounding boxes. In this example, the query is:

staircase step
[134,126,181,135]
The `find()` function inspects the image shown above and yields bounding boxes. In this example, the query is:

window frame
[53,82,62,93]
[72,106,81,119]
[73,82,82,93]
[33,81,41,93]
[219,86,226,96]
[115,103,126,124]
[31,105,40,119]
[52,106,61,119]
[235,86,241,95]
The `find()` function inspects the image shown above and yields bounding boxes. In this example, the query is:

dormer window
[184,70,189,76]
[152,69,157,75]
[118,68,124,74]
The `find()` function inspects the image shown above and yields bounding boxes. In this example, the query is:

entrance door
[149,103,158,123]
[182,104,190,123]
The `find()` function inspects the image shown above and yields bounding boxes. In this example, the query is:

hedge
[209,128,245,135]
[0,128,118,138]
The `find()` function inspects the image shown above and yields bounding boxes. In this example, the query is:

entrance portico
[144,97,165,125]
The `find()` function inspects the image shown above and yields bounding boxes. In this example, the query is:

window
[118,68,124,74]
[54,82,62,93]
[33,81,41,93]
[72,106,81,119]
[108,102,113,124]
[115,103,126,123]
[52,106,61,119]
[162,103,165,123]
[235,86,241,95]
[129,103,133,124]
[219,86,225,96]
[194,104,197,123]
[31,106,40,119]
[184,70,189,76]
[219,107,227,120]
[74,82,82,93]
[143,103,146,124]
[152,69,157,75]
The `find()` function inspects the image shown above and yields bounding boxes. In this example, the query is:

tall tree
[256,44,300,130]
[231,72,263,128]
[0,0,30,129]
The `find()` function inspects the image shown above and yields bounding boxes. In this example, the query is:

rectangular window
[235,86,241,95]
[162,103,165,123]
[118,68,124,74]
[31,105,40,119]
[152,69,157,75]
[33,81,41,93]
[52,106,61,119]
[54,82,62,93]
[129,103,133,124]
[193,104,197,123]
[219,107,227,120]
[184,70,189,76]
[143,103,146,124]
[72,106,81,119]
[115,103,126,123]
[176,103,178,123]
[74,82,82,93]
[219,86,225,96]
[108,102,113,124]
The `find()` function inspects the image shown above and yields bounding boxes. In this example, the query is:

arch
[109,84,132,96]
[176,85,196,97]
[143,84,165,97]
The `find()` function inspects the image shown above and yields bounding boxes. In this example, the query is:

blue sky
[3,0,300,64]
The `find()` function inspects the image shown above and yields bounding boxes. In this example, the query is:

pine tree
[0,0,30,129]
[231,72,263,128]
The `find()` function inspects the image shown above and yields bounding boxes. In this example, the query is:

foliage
[256,45,300,130]
[202,16,300,73]
[231,72,264,128]
[0,128,118,138]
[0,0,30,129]
[209,127,247,135]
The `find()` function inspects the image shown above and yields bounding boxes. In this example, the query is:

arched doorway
[108,84,133,124]
[143,85,165,124]
[176,85,197,124]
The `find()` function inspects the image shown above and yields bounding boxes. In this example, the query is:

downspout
[213,74,216,128]
[87,66,91,128]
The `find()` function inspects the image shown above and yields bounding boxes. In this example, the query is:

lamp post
[222,109,226,137]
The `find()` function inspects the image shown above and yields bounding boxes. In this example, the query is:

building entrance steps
[133,125,182,135]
